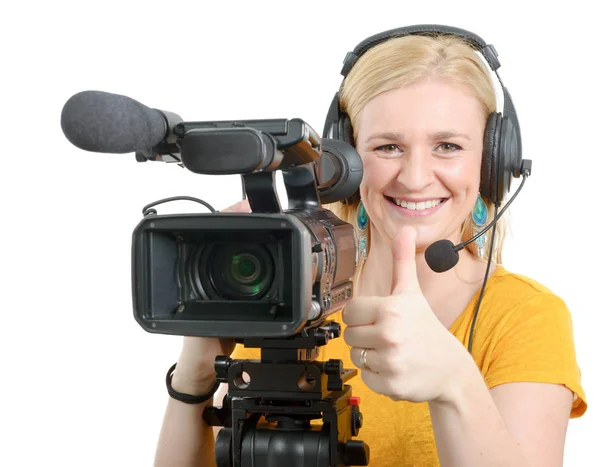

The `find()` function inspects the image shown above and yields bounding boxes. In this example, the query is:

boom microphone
[60,90,182,154]
[425,170,530,273]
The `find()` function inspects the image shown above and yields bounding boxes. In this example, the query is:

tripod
[203,321,370,466]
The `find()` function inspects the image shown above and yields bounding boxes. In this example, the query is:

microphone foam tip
[425,239,459,273]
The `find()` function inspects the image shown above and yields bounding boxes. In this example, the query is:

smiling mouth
[384,196,448,211]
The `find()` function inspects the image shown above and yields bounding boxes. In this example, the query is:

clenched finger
[350,346,383,374]
[344,325,381,350]
[342,297,382,327]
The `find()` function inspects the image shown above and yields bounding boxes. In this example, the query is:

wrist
[434,352,483,408]
[170,362,218,396]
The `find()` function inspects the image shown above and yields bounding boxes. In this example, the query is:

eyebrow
[364,131,472,144]
[433,131,471,141]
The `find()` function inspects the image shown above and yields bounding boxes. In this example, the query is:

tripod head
[204,321,370,466]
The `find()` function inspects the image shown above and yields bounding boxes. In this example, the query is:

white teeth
[395,198,442,210]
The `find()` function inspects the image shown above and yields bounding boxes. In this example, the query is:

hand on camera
[172,199,251,395]
[343,227,473,404]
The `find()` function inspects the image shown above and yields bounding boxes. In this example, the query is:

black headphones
[323,24,525,206]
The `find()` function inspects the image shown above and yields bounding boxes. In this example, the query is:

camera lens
[231,254,260,283]
[208,244,274,299]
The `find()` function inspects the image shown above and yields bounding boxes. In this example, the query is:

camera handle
[242,163,321,214]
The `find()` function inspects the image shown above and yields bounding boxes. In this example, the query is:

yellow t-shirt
[230,266,587,466]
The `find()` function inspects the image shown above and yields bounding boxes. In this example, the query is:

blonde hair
[324,34,508,272]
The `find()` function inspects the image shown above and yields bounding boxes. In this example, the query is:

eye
[436,142,462,153]
[374,144,403,155]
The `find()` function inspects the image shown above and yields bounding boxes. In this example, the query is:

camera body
[61,91,370,465]
[132,209,356,338]
[131,118,361,339]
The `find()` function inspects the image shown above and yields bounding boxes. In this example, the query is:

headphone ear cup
[323,93,356,147]
[339,112,355,147]
[497,112,522,202]
[338,112,361,204]
[481,112,502,203]
[323,93,341,140]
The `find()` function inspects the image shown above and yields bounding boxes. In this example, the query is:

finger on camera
[221,199,251,213]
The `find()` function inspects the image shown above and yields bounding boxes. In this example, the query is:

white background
[1,0,598,465]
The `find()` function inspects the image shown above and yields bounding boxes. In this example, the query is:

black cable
[465,171,530,352]
[467,203,499,353]
[142,196,217,216]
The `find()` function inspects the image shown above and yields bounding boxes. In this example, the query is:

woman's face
[354,79,486,251]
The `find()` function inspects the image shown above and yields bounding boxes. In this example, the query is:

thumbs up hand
[343,227,472,403]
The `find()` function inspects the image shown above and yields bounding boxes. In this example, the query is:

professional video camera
[61,91,370,466]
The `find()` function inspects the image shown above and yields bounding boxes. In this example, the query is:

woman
[155,27,587,467]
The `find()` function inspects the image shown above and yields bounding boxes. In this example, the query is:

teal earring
[471,194,488,258]
[356,200,369,262]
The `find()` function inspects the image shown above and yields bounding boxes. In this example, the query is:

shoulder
[465,266,576,368]
[482,266,569,321]
[489,266,561,300]
[472,266,576,355]
[477,267,587,417]
[475,266,577,371]
[464,265,574,348]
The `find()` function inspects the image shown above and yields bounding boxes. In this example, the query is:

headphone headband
[326,24,525,205]
[341,24,501,77]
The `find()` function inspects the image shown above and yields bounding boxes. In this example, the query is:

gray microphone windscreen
[60,90,167,153]
[425,239,459,273]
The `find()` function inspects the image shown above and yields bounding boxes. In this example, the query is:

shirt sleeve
[230,343,261,360]
[483,293,587,418]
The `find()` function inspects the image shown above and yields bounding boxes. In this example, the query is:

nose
[396,148,433,192]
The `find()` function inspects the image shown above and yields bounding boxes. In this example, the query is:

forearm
[428,363,530,467]
[155,397,216,467]
[155,366,219,467]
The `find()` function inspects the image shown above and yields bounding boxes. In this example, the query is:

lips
[384,196,448,215]
[391,198,443,210]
